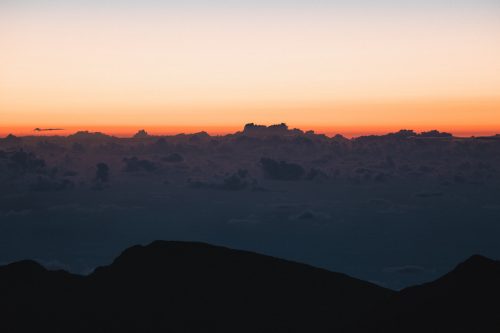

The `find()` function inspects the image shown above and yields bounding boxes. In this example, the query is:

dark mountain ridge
[365,254,500,332]
[0,241,390,333]
[0,241,499,332]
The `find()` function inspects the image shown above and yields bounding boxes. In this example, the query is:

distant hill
[0,242,499,332]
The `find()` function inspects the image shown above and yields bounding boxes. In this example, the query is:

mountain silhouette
[364,254,500,332]
[0,241,390,332]
[0,242,499,332]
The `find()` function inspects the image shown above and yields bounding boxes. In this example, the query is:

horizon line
[2,123,500,139]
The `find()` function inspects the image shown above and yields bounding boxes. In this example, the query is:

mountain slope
[0,241,391,333]
[367,255,500,333]
[1,242,499,332]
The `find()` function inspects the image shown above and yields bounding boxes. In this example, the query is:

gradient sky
[1,0,500,136]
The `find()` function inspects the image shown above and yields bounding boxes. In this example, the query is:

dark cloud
[133,129,149,139]
[162,153,184,163]
[123,157,157,173]
[6,150,46,174]
[189,171,252,191]
[306,168,329,181]
[227,215,261,225]
[34,128,64,132]
[416,192,443,198]
[30,177,74,192]
[95,163,110,182]
[290,210,331,221]
[260,158,305,181]
[2,209,32,217]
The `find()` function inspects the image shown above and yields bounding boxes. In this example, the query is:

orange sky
[2,97,500,137]
[1,5,500,137]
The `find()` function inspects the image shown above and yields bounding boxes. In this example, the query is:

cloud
[383,265,428,275]
[290,210,331,221]
[46,203,142,214]
[123,157,157,173]
[227,215,261,225]
[2,209,32,217]
[189,172,251,191]
[162,153,184,163]
[36,259,71,272]
[30,177,75,192]
[482,204,500,211]
[95,163,110,182]
[416,192,444,198]
[260,158,305,181]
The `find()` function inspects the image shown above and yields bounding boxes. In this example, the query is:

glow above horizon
[1,1,500,136]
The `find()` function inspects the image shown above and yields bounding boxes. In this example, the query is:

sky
[1,0,500,137]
